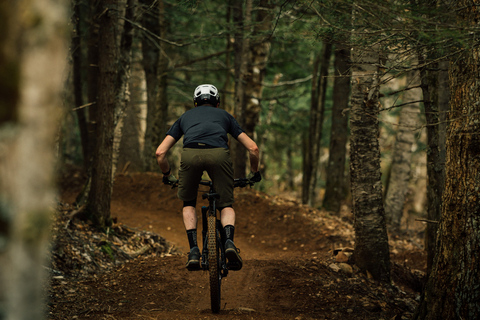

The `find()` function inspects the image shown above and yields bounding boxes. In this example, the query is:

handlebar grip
[234,178,254,188]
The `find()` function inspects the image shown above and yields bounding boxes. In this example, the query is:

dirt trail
[50,171,426,320]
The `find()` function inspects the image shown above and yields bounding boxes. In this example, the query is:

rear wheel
[208,215,221,313]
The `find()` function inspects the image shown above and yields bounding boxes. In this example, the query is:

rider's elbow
[155,148,167,161]
[249,143,259,157]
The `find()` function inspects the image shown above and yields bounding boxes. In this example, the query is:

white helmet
[193,84,220,107]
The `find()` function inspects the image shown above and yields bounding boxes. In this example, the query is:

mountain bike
[199,178,254,313]
[168,177,254,313]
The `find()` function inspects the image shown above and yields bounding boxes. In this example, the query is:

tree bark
[414,32,480,320]
[384,70,420,228]
[349,35,390,282]
[323,45,351,212]
[0,0,68,318]
[85,0,118,227]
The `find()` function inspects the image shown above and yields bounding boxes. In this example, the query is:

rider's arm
[237,132,259,172]
[155,135,177,174]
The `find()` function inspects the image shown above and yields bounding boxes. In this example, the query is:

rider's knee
[183,199,197,208]
[217,205,233,212]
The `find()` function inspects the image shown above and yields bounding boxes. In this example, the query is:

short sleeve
[166,117,183,140]
[228,114,244,139]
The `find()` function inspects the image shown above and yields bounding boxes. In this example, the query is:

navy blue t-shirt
[166,105,244,149]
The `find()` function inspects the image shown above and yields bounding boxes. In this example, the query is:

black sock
[186,229,197,248]
[224,225,235,241]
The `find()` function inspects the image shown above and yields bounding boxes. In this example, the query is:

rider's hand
[163,173,178,185]
[247,171,262,183]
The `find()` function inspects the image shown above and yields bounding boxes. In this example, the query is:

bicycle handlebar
[165,178,254,188]
[199,178,255,188]
[233,178,255,188]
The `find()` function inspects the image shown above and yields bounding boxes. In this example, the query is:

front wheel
[208,215,221,313]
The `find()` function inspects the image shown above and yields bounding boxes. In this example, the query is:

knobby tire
[208,215,221,313]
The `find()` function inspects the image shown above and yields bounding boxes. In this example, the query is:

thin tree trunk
[323,45,351,212]
[302,42,332,206]
[349,37,390,282]
[140,0,161,171]
[414,20,480,318]
[155,0,169,169]
[85,0,118,227]
[302,52,321,205]
[86,0,101,168]
[118,38,144,172]
[417,56,446,274]
[223,1,234,114]
[112,0,137,178]
[0,0,68,318]
[232,0,251,178]
[243,0,274,139]
[73,0,102,207]
[72,0,89,168]
[384,70,421,228]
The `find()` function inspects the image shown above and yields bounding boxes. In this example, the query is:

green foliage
[62,0,480,196]
[100,241,115,261]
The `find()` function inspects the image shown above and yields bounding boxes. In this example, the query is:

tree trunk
[349,36,390,282]
[302,42,332,206]
[140,0,161,171]
[417,55,446,274]
[86,0,102,168]
[118,38,145,173]
[85,0,118,227]
[384,70,421,228]
[243,0,274,140]
[223,1,234,115]
[156,0,169,169]
[232,0,251,178]
[414,25,480,320]
[112,0,137,178]
[0,0,68,318]
[323,45,351,212]
[72,0,89,168]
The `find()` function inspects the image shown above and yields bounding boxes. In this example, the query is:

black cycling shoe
[225,239,243,271]
[186,246,201,271]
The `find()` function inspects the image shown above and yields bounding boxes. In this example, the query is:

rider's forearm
[249,148,260,173]
[157,155,170,174]
[155,149,169,173]
[155,135,176,174]
[237,132,260,173]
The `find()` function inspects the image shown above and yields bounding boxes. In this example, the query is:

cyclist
[155,84,261,271]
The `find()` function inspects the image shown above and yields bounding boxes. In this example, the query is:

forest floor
[48,168,427,320]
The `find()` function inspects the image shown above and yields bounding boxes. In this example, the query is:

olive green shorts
[178,148,234,208]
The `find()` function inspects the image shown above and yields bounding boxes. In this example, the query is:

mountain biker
[155,84,261,271]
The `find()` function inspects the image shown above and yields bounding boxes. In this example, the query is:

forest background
[0,0,479,319]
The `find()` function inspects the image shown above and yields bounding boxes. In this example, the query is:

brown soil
[49,169,426,320]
